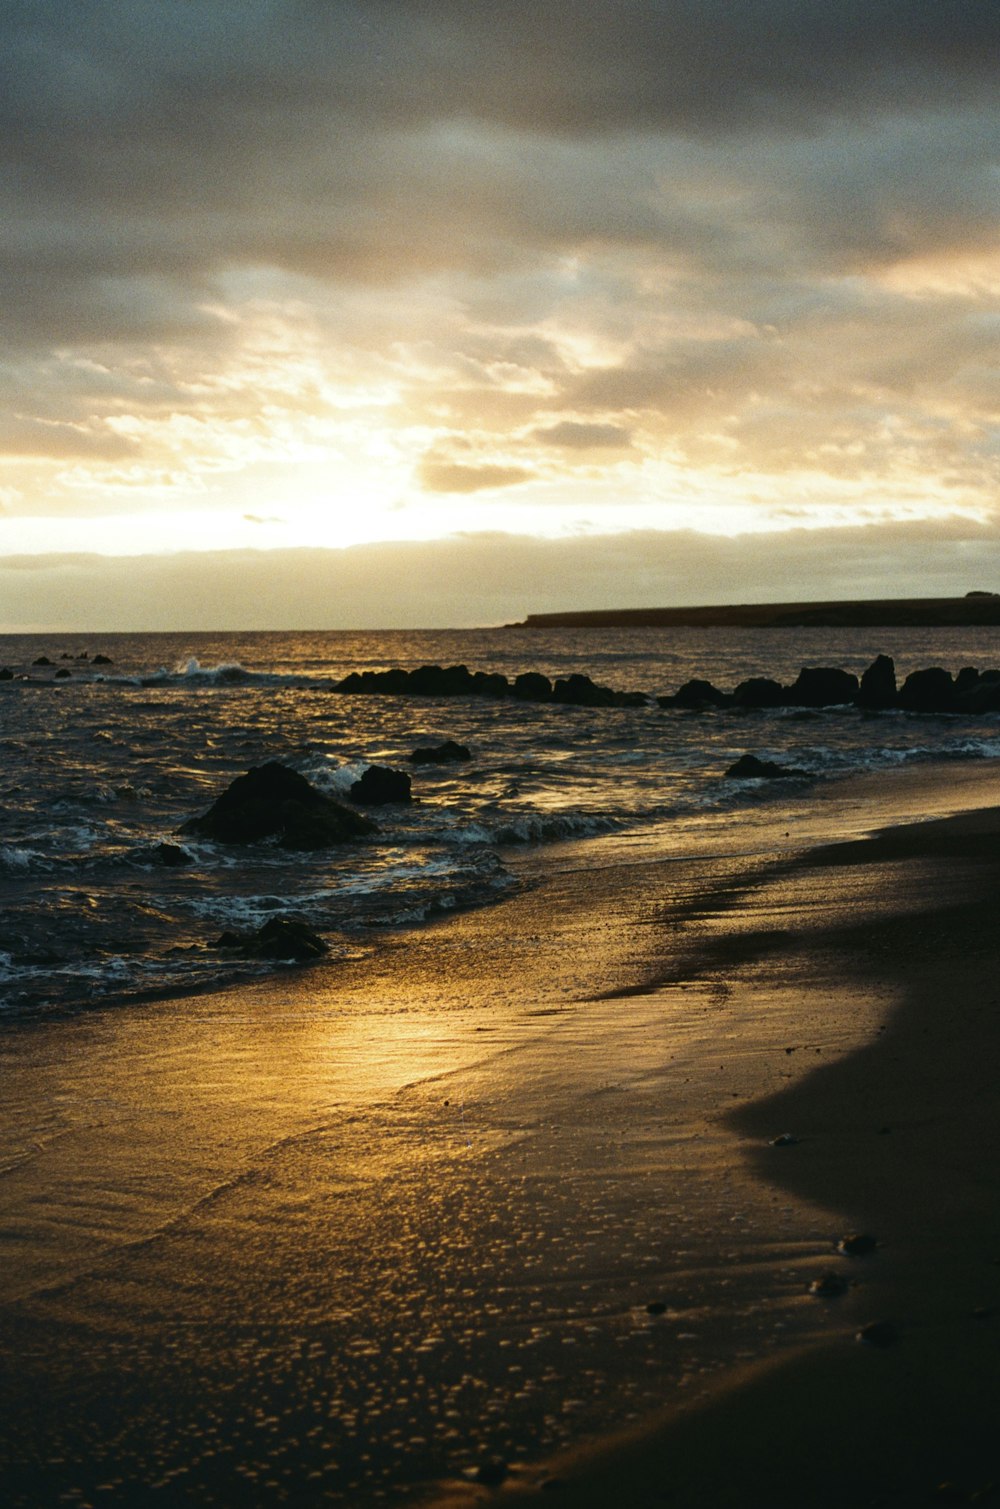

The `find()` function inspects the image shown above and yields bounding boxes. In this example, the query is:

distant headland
[513,593,1000,629]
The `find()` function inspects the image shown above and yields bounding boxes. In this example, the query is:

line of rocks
[661,656,1000,715]
[334,656,1000,715]
[335,664,647,707]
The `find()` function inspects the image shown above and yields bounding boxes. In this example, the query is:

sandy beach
[3,763,1000,1506]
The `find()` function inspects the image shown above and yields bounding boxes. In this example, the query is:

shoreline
[3,762,1000,1505]
[429,795,1000,1505]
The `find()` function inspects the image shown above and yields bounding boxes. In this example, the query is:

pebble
[645,1301,667,1316]
[467,1459,509,1487]
[837,1233,877,1256]
[809,1272,849,1297]
[856,1321,897,1346]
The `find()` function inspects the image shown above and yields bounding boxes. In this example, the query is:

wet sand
[433,798,1000,1506]
[2,765,1000,1506]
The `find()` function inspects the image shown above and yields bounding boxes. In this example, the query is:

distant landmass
[514,594,1000,629]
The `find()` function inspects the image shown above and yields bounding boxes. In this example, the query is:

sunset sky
[2,1,998,628]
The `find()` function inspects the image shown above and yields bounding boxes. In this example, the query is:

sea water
[2,624,1000,1016]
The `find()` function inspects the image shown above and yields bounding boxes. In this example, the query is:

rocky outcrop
[181,761,375,848]
[349,765,412,804]
[409,741,472,764]
[725,754,810,779]
[215,917,328,961]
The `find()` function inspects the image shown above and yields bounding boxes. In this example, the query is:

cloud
[3,519,1000,632]
[0,0,997,581]
[417,459,536,494]
[532,422,633,450]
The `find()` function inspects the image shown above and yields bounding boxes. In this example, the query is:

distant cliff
[514,595,1000,629]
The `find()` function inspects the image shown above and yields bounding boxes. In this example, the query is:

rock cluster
[336,663,646,707]
[180,761,376,849]
[660,656,1000,714]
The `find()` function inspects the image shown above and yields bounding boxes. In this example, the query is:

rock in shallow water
[349,764,412,804]
[215,917,328,961]
[726,754,810,780]
[409,740,472,765]
[181,761,376,848]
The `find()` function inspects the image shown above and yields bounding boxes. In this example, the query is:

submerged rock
[216,917,328,961]
[349,764,412,804]
[725,754,810,780]
[409,740,472,765]
[181,761,375,848]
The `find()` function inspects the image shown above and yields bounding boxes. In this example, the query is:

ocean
[3,623,1000,1019]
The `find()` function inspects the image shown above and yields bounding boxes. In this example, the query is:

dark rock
[809,1272,849,1297]
[0,668,13,681]
[408,663,475,696]
[349,764,412,804]
[666,678,729,709]
[181,761,376,848]
[857,654,897,709]
[552,673,617,707]
[955,665,980,694]
[409,740,472,765]
[612,688,649,707]
[336,667,411,695]
[837,1232,877,1256]
[785,666,860,707]
[54,668,71,679]
[512,671,553,701]
[150,842,193,868]
[731,676,785,708]
[958,669,1000,713]
[769,1132,801,1146]
[856,1320,897,1347]
[92,653,113,666]
[216,916,328,961]
[726,754,810,780]
[32,655,53,666]
[898,666,956,713]
[471,670,510,697]
[645,1300,667,1315]
[470,1460,509,1488]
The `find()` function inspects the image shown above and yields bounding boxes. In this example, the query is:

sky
[2,0,998,628]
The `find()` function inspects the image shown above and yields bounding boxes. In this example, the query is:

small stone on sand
[837,1232,877,1256]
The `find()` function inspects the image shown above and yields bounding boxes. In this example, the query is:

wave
[137,658,303,689]
[445,810,620,845]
